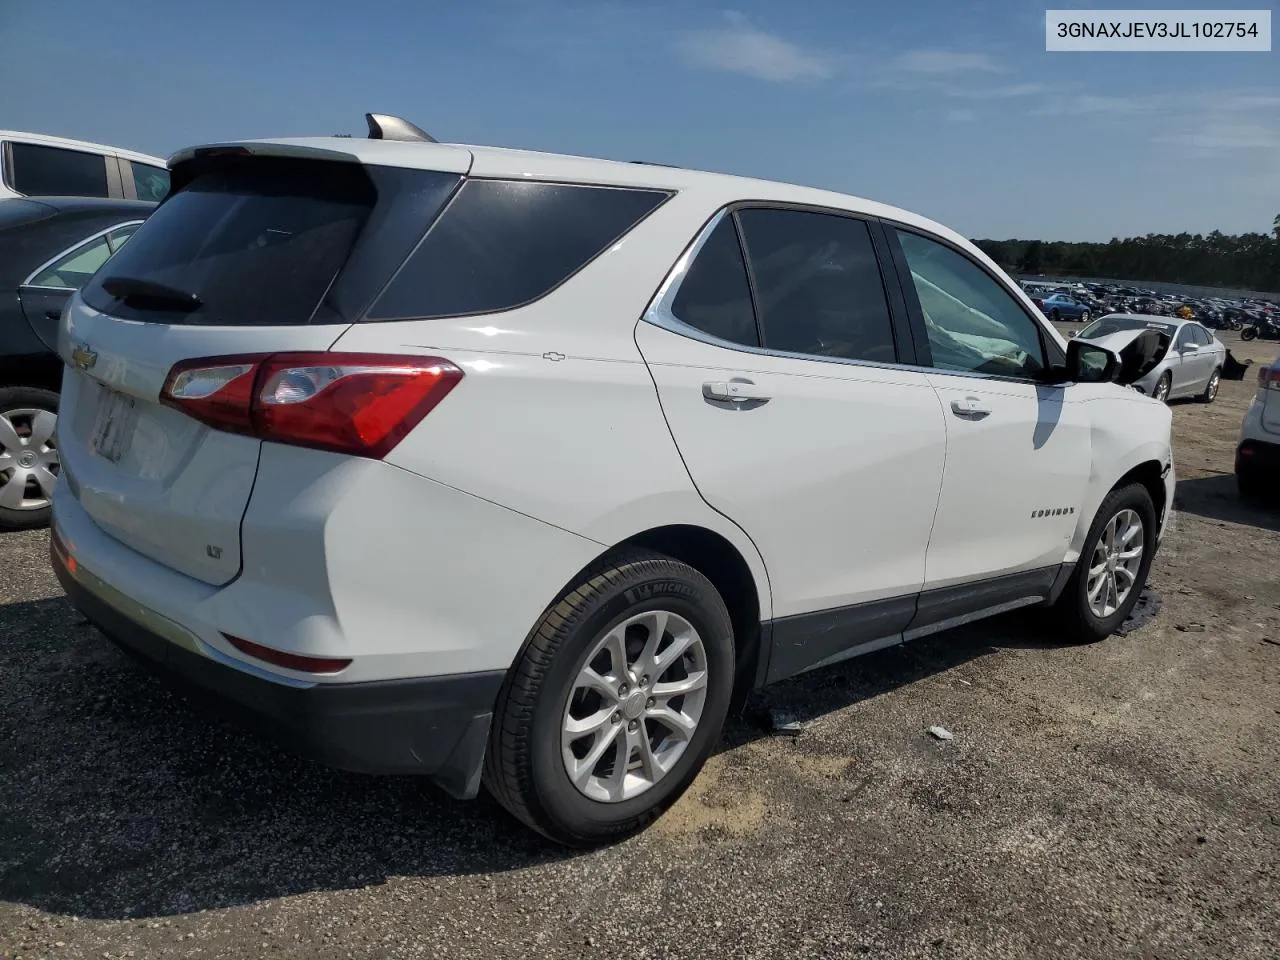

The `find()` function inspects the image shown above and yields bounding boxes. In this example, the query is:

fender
[1067,391,1173,560]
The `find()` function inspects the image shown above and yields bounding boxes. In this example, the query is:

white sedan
[1076,314,1227,403]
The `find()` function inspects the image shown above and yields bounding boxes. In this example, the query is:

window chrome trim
[21,219,145,289]
[641,207,1067,386]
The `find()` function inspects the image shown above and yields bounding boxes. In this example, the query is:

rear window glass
[368,180,670,320]
[9,142,110,198]
[83,159,378,325]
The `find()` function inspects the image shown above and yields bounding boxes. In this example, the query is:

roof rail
[365,113,437,143]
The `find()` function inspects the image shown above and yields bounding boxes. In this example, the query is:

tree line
[972,214,1280,293]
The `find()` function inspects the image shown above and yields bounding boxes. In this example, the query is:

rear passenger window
[8,142,110,198]
[29,236,114,289]
[131,162,170,202]
[369,181,670,320]
[736,209,897,364]
[670,218,759,347]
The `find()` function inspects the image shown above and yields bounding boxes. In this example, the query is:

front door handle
[703,379,771,404]
[950,396,990,418]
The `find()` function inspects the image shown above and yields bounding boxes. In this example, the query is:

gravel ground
[2,330,1278,960]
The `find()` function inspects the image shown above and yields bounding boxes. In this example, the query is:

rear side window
[670,217,758,347]
[29,235,114,289]
[131,162,170,202]
[737,208,898,364]
[368,180,670,320]
[8,142,110,198]
[83,159,380,325]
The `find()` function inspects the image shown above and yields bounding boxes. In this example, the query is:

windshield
[1080,316,1175,339]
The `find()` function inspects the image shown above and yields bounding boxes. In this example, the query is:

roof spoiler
[365,113,437,143]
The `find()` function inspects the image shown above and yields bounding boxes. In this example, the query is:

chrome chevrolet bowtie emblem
[70,345,98,370]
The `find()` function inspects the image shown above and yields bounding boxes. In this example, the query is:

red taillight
[160,352,463,458]
[223,634,352,674]
[1258,366,1280,391]
[161,355,261,435]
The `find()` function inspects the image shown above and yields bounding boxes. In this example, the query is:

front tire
[0,387,60,532]
[1050,484,1157,644]
[483,551,735,846]
[1241,325,1258,341]
[1152,372,1172,403]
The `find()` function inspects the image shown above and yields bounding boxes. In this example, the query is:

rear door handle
[703,379,771,404]
[950,397,990,418]
[45,310,61,321]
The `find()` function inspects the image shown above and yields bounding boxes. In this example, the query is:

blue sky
[1,0,1276,240]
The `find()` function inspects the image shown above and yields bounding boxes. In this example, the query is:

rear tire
[1200,368,1221,403]
[1241,325,1257,341]
[483,550,735,847]
[0,387,60,532]
[1049,484,1157,644]
[1237,469,1266,501]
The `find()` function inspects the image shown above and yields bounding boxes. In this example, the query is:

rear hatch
[57,145,468,584]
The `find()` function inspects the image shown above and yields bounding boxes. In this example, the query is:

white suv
[1236,354,1280,498]
[49,117,1174,845]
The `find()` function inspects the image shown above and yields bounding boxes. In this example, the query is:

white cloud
[893,50,1002,75]
[948,82,1047,100]
[672,12,832,82]
[1160,122,1280,153]
[1031,93,1166,116]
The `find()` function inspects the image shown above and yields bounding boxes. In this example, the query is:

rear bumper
[1236,437,1280,476]
[52,531,505,798]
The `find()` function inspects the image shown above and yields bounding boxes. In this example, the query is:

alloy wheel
[0,408,59,512]
[1086,508,1144,619]
[1206,371,1220,401]
[562,609,708,803]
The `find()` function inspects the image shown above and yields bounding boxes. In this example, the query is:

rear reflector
[223,634,352,674]
[161,352,463,458]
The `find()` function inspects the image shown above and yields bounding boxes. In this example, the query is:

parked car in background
[1076,314,1225,403]
[1041,293,1092,323]
[1236,355,1280,499]
[1,131,168,203]
[0,196,154,529]
[49,116,1174,846]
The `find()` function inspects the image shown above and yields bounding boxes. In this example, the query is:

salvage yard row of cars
[1,117,1277,845]
[1021,277,1278,333]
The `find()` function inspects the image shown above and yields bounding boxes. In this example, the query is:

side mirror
[1065,338,1119,383]
[1068,329,1078,338]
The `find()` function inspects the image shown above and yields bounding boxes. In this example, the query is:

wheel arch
[0,355,62,394]
[559,524,772,706]
[1070,455,1168,558]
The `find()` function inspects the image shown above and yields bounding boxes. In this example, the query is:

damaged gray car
[1074,314,1226,403]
